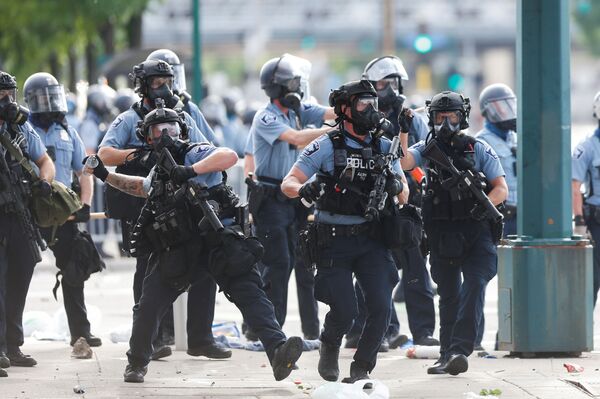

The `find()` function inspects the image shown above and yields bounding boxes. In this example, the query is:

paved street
[3,255,600,398]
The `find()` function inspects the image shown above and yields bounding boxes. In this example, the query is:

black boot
[318,341,340,381]
[378,337,390,353]
[70,335,102,347]
[187,342,232,359]
[0,352,9,368]
[123,364,147,383]
[427,355,448,375]
[0,368,6,377]
[150,345,172,361]
[7,349,36,367]
[414,335,440,346]
[342,361,372,387]
[388,334,409,349]
[445,354,468,376]
[271,337,303,381]
[344,334,360,349]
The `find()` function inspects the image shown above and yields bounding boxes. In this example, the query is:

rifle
[421,139,503,223]
[0,127,46,259]
[155,146,224,232]
[364,135,402,221]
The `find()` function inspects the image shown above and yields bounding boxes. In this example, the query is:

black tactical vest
[0,126,31,208]
[422,134,482,222]
[315,129,384,216]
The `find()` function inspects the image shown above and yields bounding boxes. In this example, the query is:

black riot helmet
[259,54,310,110]
[114,88,138,113]
[362,55,408,113]
[329,79,383,136]
[136,99,189,147]
[479,83,517,132]
[146,49,187,94]
[426,91,471,142]
[23,72,68,129]
[0,71,29,125]
[87,84,117,117]
[129,60,180,109]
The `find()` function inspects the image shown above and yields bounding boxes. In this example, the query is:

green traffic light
[414,34,433,53]
[448,73,465,91]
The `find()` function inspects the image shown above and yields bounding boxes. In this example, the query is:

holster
[381,204,423,250]
[502,204,517,220]
[247,184,266,216]
[490,219,504,244]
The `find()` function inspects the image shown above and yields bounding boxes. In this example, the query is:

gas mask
[374,77,405,113]
[433,111,462,143]
[31,112,64,130]
[494,119,517,132]
[350,95,382,136]
[278,76,303,111]
[0,95,29,125]
[147,76,180,109]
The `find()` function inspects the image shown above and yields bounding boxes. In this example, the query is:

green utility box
[497,238,593,356]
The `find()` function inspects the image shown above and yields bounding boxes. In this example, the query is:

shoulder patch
[574,146,584,159]
[111,116,124,129]
[302,141,320,157]
[484,146,499,160]
[260,113,277,125]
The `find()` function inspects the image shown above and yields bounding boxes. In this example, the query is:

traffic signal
[447,73,465,91]
[414,34,433,54]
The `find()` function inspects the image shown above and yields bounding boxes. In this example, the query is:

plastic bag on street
[312,380,389,399]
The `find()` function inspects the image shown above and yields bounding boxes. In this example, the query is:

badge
[61,130,70,141]
[303,141,320,157]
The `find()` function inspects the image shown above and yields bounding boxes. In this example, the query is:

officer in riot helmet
[98,59,228,362]
[572,91,600,307]
[345,55,437,350]
[23,72,104,349]
[400,91,507,376]
[0,71,55,375]
[78,84,117,154]
[146,49,218,144]
[85,102,304,383]
[114,88,138,114]
[249,54,335,341]
[282,79,410,383]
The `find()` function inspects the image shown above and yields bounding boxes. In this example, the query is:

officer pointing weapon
[86,102,304,383]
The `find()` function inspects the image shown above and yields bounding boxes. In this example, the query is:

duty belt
[316,222,375,237]
[256,175,296,204]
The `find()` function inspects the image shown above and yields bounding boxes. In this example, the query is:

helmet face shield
[282,76,302,93]
[26,85,68,113]
[375,77,400,92]
[149,122,181,144]
[482,97,517,123]
[172,64,187,93]
[433,110,462,134]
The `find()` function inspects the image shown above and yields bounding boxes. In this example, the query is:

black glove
[299,181,323,203]
[170,165,196,184]
[82,156,109,182]
[33,180,52,197]
[385,176,404,197]
[470,203,490,221]
[72,204,91,223]
[398,107,414,134]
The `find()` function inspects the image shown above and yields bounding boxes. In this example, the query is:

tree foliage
[0,0,150,85]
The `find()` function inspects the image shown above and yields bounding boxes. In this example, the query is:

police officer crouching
[282,80,410,383]
[86,102,303,383]
[23,72,104,348]
[400,91,508,375]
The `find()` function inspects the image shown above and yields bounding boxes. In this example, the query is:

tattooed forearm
[106,173,148,198]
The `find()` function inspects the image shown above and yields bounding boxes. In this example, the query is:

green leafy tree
[573,0,600,56]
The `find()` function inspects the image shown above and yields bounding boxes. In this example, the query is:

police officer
[400,91,507,375]
[0,71,55,375]
[146,49,218,144]
[343,55,438,349]
[23,72,103,348]
[572,91,600,306]
[474,83,518,351]
[477,84,517,236]
[250,53,336,338]
[79,84,117,154]
[85,104,304,383]
[98,60,230,360]
[282,79,409,383]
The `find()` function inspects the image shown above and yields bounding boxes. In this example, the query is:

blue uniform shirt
[295,131,405,225]
[409,136,505,183]
[78,109,104,151]
[32,122,85,186]
[222,117,248,157]
[476,122,517,205]
[11,122,47,161]
[244,132,253,156]
[100,107,207,150]
[251,102,326,184]
[184,100,218,145]
[572,129,600,206]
